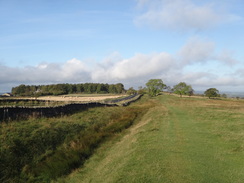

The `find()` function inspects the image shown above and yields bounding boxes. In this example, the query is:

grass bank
[0,96,153,183]
[58,95,244,183]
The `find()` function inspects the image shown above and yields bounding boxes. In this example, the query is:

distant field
[36,94,126,102]
[0,94,127,107]
[59,95,244,183]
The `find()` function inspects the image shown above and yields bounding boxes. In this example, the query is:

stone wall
[0,102,116,122]
[0,94,142,122]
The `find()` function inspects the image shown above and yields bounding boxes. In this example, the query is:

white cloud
[178,37,215,65]
[0,39,243,92]
[234,68,244,77]
[60,58,89,80]
[214,50,238,66]
[92,52,175,82]
[178,37,238,67]
[135,0,151,8]
[134,0,235,31]
[0,59,90,86]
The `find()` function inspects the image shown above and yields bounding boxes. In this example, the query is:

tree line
[11,83,125,96]
[146,79,221,98]
[11,80,223,99]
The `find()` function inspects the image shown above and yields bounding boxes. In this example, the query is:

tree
[137,86,146,95]
[187,88,194,97]
[11,83,125,96]
[165,86,173,94]
[12,84,27,96]
[204,88,219,99]
[97,84,108,94]
[173,82,193,97]
[126,87,137,95]
[146,79,166,97]
[108,84,116,93]
[221,93,227,98]
[115,83,125,94]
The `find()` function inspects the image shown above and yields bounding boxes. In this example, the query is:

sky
[1,0,244,92]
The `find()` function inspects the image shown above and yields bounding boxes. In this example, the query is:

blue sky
[1,0,244,92]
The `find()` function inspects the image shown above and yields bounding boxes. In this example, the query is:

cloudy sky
[1,0,244,92]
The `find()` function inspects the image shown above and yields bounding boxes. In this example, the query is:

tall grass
[0,96,151,182]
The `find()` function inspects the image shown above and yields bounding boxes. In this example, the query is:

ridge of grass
[57,95,244,183]
[0,96,153,182]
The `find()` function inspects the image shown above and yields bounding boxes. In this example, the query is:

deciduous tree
[126,87,137,95]
[146,79,166,97]
[204,88,219,99]
[173,82,193,97]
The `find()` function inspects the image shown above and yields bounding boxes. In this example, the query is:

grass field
[0,95,151,182]
[58,95,244,183]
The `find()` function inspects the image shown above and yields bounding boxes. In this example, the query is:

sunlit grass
[0,96,152,182]
[58,95,244,183]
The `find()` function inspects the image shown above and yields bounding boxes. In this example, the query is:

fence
[0,102,116,122]
[107,94,142,105]
[0,94,142,122]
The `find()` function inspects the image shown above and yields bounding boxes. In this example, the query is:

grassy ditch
[0,96,153,183]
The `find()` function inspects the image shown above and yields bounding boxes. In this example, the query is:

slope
[57,95,244,183]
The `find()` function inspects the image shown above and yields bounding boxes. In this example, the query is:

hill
[58,95,244,183]
[0,94,148,182]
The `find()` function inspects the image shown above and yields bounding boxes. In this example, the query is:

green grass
[0,97,152,182]
[57,95,244,183]
[0,99,65,107]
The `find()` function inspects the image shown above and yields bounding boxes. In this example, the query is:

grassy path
[58,95,244,183]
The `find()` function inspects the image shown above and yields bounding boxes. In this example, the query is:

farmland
[33,94,127,102]
[0,94,127,107]
[1,94,244,182]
